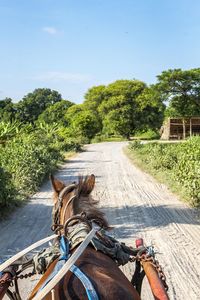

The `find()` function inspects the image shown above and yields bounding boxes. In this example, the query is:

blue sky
[0,0,200,103]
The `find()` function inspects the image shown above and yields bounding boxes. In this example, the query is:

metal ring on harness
[51,224,63,233]
[64,214,92,237]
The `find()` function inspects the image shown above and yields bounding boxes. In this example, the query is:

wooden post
[182,119,186,139]
[190,118,192,137]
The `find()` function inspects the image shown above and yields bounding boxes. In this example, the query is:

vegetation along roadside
[1,67,200,216]
[0,121,81,219]
[125,137,200,207]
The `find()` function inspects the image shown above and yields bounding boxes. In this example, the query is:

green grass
[91,135,127,143]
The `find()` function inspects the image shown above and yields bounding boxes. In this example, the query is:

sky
[0,0,200,103]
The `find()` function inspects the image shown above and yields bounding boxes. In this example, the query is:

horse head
[50,174,109,235]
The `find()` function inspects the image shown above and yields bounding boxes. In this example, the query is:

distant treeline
[1,68,200,141]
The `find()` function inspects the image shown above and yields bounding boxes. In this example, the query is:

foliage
[156,68,200,117]
[91,134,126,143]
[84,85,106,111]
[102,103,133,138]
[65,104,84,121]
[136,86,165,130]
[133,129,160,140]
[37,100,74,125]
[0,166,17,211]
[97,80,148,137]
[0,133,62,196]
[0,121,35,145]
[0,121,82,214]
[128,137,200,206]
[15,88,62,123]
[0,121,20,144]
[0,98,16,122]
[67,108,101,140]
[129,140,143,149]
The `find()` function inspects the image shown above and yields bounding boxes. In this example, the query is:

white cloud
[42,27,60,35]
[32,72,92,83]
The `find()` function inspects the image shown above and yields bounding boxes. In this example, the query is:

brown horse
[29,174,141,300]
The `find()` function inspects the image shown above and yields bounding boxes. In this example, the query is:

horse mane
[73,176,109,229]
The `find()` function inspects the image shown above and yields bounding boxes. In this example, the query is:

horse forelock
[72,176,109,229]
[52,175,109,229]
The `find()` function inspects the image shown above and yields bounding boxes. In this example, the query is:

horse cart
[0,175,169,300]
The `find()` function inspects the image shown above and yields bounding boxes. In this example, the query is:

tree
[102,105,133,138]
[15,88,62,123]
[64,104,101,139]
[0,98,16,122]
[156,68,200,117]
[98,80,147,138]
[84,85,106,111]
[64,104,84,125]
[136,86,165,130]
[69,110,101,140]
[37,100,74,125]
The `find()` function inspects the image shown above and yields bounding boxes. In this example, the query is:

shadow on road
[101,203,200,239]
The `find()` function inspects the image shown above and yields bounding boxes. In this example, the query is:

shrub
[128,137,200,206]
[0,133,62,196]
[0,166,17,210]
[133,129,160,140]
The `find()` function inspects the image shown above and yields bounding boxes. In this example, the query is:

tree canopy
[4,68,200,140]
[82,79,165,138]
[0,98,16,122]
[156,68,200,117]
[15,88,62,123]
[84,85,106,111]
[37,99,74,125]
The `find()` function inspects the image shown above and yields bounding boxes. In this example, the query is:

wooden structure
[160,117,200,140]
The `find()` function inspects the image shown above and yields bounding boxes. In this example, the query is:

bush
[129,140,143,150]
[0,133,63,197]
[0,166,17,210]
[128,137,200,206]
[0,121,83,215]
[174,137,200,205]
[133,129,160,140]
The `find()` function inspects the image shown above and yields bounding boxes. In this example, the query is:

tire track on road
[1,142,200,299]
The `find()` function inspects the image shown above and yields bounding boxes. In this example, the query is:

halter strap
[61,195,76,224]
[53,183,78,228]
[58,184,77,201]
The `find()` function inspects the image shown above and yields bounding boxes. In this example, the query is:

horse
[29,174,141,300]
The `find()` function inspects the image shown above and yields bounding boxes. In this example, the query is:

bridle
[51,183,92,235]
[51,183,77,233]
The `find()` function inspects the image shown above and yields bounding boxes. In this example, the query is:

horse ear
[85,174,95,194]
[50,175,65,193]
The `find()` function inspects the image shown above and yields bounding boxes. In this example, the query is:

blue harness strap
[70,264,99,300]
[37,236,99,300]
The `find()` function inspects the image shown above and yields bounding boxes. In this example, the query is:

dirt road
[1,142,200,299]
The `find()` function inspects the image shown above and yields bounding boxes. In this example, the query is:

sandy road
[1,142,200,300]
